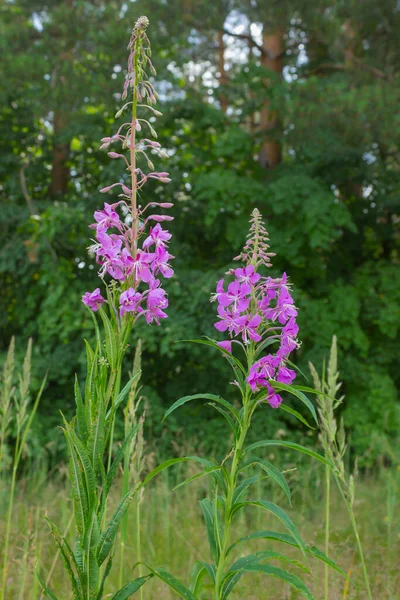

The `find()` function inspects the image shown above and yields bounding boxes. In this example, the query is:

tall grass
[0,337,46,600]
[310,336,373,600]
[0,464,398,599]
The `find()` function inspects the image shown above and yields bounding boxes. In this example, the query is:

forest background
[1,0,399,469]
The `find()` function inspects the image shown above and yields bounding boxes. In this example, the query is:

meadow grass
[0,463,398,599]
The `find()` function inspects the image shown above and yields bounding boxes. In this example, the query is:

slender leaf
[250,458,291,505]
[246,440,333,468]
[97,555,113,600]
[141,565,196,600]
[97,487,137,565]
[99,307,118,370]
[246,564,315,599]
[189,562,207,595]
[111,575,153,599]
[232,475,261,505]
[232,500,306,555]
[227,529,349,579]
[105,424,139,496]
[74,375,88,441]
[173,466,222,492]
[184,337,247,375]
[269,381,318,424]
[36,570,59,600]
[279,404,315,429]
[207,403,238,437]
[200,498,219,563]
[163,394,240,423]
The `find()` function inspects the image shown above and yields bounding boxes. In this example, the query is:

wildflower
[119,288,142,317]
[212,209,300,407]
[82,288,105,312]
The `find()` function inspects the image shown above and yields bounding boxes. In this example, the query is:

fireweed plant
[161,210,347,599]
[38,17,175,600]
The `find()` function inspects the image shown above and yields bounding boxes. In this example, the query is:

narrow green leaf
[269,381,318,424]
[97,555,113,600]
[246,564,315,599]
[87,395,106,471]
[232,500,306,556]
[97,487,137,565]
[200,498,219,563]
[207,403,238,437]
[64,419,96,509]
[163,394,240,423]
[141,565,196,600]
[232,475,261,505]
[280,404,315,429]
[227,529,349,579]
[173,466,222,492]
[250,458,291,505]
[184,337,247,375]
[189,562,207,595]
[246,440,333,468]
[45,518,83,598]
[36,570,59,600]
[111,575,153,599]
[65,433,88,535]
[105,424,139,496]
[74,375,88,441]
[99,307,118,370]
[106,372,141,420]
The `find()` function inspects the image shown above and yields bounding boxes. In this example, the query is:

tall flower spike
[235,208,276,267]
[213,210,299,408]
[82,17,174,325]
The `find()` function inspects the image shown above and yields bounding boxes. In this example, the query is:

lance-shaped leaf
[226,529,349,579]
[279,404,315,429]
[87,394,106,471]
[74,375,88,441]
[99,307,118,370]
[247,458,291,505]
[246,440,333,468]
[97,486,137,566]
[173,465,222,492]
[269,381,318,424]
[242,564,315,600]
[140,565,196,600]
[163,394,240,424]
[222,552,310,599]
[111,575,153,600]
[200,498,219,563]
[104,423,140,497]
[232,475,261,505]
[36,570,60,600]
[45,517,83,598]
[106,371,141,420]
[231,500,306,556]
[96,555,113,600]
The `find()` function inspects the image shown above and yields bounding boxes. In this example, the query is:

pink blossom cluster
[82,17,174,325]
[213,268,299,408]
[212,209,300,408]
[82,205,173,323]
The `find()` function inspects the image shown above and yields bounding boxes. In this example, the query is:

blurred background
[1,0,399,468]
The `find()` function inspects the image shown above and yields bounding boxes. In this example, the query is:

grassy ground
[1,464,399,599]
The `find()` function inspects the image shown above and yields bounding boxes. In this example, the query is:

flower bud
[100,186,112,193]
[100,143,110,150]
[147,160,155,170]
[108,152,120,159]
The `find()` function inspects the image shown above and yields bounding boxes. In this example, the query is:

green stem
[136,498,144,600]
[214,402,250,599]
[336,477,373,600]
[324,465,330,600]
[0,437,19,600]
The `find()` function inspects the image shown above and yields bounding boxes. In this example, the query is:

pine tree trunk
[258,30,283,170]
[49,111,70,196]
[217,30,228,113]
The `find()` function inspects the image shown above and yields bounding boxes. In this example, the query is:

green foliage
[0,0,399,465]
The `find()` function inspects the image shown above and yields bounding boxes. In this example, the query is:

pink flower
[142,224,172,249]
[218,281,250,313]
[145,280,168,324]
[91,202,121,233]
[82,288,105,312]
[151,245,174,278]
[120,288,142,317]
[234,314,262,344]
[233,265,261,294]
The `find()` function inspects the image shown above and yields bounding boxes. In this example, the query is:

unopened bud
[108,152,120,159]
[115,108,124,119]
[100,143,110,151]
[136,120,141,132]
[153,109,162,117]
[147,160,155,170]
[149,128,157,138]
[160,178,171,183]
[159,151,169,158]
[121,185,131,195]
[159,203,174,208]
[100,186,111,193]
